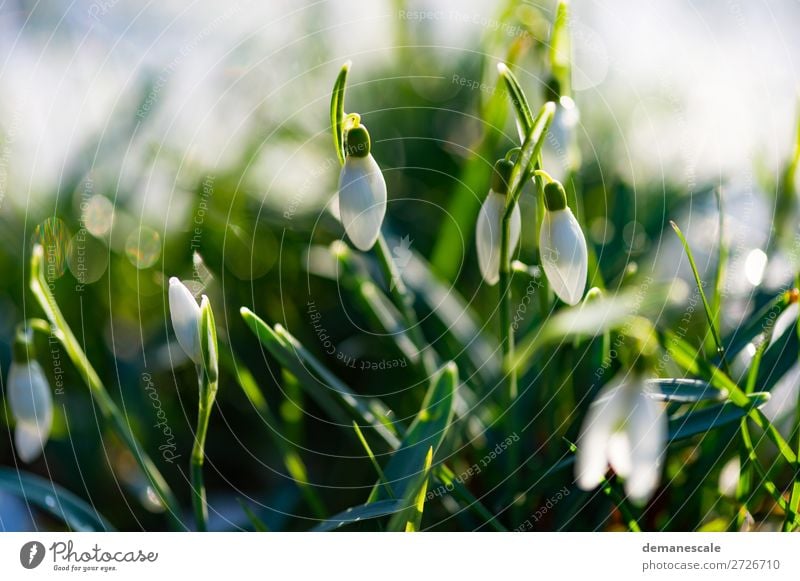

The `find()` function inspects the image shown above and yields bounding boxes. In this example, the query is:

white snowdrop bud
[575,374,667,504]
[476,159,521,285]
[169,277,202,364]
[337,125,387,251]
[8,343,53,463]
[539,181,587,305]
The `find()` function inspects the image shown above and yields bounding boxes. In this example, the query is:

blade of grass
[223,351,326,518]
[784,273,800,531]
[312,499,403,532]
[369,362,457,502]
[387,446,433,532]
[670,220,728,371]
[0,468,115,531]
[353,421,395,500]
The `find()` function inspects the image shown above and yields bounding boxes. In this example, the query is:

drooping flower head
[575,372,667,504]
[7,333,53,463]
[539,180,587,305]
[476,158,521,285]
[337,124,387,251]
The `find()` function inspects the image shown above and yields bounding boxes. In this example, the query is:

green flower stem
[28,245,182,528]
[191,296,219,532]
[191,373,214,532]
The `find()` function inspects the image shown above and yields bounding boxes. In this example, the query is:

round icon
[19,541,46,569]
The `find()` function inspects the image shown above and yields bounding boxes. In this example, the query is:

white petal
[718,457,740,498]
[15,421,50,463]
[338,154,387,251]
[575,379,627,490]
[624,387,667,504]
[475,191,520,285]
[169,277,202,363]
[540,208,588,305]
[607,431,632,478]
[8,361,52,462]
[8,361,53,428]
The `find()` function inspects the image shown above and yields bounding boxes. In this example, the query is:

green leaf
[647,378,727,403]
[402,250,500,385]
[387,446,434,532]
[370,362,457,501]
[497,62,535,142]
[549,1,572,94]
[353,421,395,499]
[513,283,671,374]
[237,499,270,531]
[668,393,770,442]
[330,61,350,166]
[240,307,399,448]
[223,351,327,518]
[312,499,403,532]
[0,468,114,531]
[507,101,556,202]
[670,221,726,366]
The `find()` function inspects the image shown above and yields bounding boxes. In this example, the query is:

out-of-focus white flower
[718,457,740,498]
[539,181,588,305]
[476,159,520,285]
[337,125,387,251]
[169,277,202,364]
[542,95,580,183]
[8,359,53,463]
[575,373,667,504]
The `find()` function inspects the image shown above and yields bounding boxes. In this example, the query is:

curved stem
[28,245,182,528]
[191,368,214,531]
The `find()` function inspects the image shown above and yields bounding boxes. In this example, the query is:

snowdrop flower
[8,343,53,462]
[575,373,667,504]
[476,159,521,285]
[539,180,587,305]
[337,124,387,251]
[169,277,202,364]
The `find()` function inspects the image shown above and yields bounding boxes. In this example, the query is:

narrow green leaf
[549,0,572,95]
[240,307,399,447]
[224,352,327,518]
[353,422,395,500]
[647,378,727,403]
[312,499,403,532]
[0,468,114,531]
[668,393,770,442]
[670,221,727,367]
[370,362,457,501]
[330,61,350,166]
[387,446,433,532]
[497,62,534,141]
[237,499,270,531]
